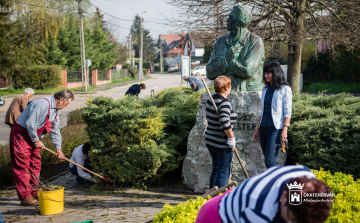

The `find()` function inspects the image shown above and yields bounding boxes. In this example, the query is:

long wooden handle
[201,79,219,117]
[201,79,249,179]
[202,181,237,198]
[42,147,112,182]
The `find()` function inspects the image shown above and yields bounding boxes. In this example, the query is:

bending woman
[196,165,333,223]
[205,75,237,189]
[254,61,292,168]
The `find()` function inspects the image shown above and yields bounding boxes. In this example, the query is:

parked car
[168,65,179,73]
[191,66,206,76]
[0,96,4,106]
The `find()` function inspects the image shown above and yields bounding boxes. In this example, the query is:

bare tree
[166,0,360,93]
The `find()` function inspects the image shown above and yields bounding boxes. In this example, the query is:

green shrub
[0,145,12,186]
[153,197,208,223]
[12,65,62,89]
[142,68,148,77]
[314,168,360,222]
[122,64,136,78]
[289,93,360,178]
[153,169,360,222]
[67,109,85,125]
[41,124,88,165]
[81,88,202,185]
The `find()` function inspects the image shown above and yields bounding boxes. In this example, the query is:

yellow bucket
[38,186,64,215]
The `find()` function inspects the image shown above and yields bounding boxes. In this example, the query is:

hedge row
[288,93,360,178]
[12,65,62,89]
[81,87,202,185]
[153,168,360,222]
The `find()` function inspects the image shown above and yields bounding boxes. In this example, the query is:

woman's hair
[214,75,231,94]
[263,61,289,90]
[283,176,333,223]
[139,83,146,90]
[82,142,91,155]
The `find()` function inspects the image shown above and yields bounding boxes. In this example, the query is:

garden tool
[281,139,288,153]
[42,147,115,186]
[201,79,250,179]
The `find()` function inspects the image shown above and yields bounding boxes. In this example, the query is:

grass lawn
[104,77,137,85]
[302,80,360,93]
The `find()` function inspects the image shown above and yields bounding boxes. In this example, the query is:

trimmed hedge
[81,87,201,185]
[153,168,360,222]
[289,93,360,178]
[67,109,85,126]
[12,65,62,89]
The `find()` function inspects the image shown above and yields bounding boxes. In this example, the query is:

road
[0,72,211,145]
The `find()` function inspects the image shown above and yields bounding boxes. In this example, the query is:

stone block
[182,91,287,193]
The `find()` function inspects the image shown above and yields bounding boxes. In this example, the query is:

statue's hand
[209,56,227,75]
[226,46,242,63]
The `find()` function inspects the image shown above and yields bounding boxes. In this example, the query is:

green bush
[153,169,360,222]
[289,93,360,178]
[0,145,12,186]
[153,197,208,223]
[122,64,136,78]
[142,68,148,77]
[314,168,360,222]
[41,124,88,165]
[12,65,62,89]
[67,109,85,125]
[81,87,202,185]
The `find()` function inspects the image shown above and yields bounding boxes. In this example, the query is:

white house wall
[195,48,204,57]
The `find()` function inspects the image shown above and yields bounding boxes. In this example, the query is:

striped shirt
[205,94,237,150]
[219,165,316,223]
[17,96,62,150]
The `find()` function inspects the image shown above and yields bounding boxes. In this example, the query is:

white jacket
[69,144,92,180]
[260,85,292,129]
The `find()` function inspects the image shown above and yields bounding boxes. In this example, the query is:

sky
[89,0,180,44]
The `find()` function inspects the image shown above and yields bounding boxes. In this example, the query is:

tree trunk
[287,0,306,93]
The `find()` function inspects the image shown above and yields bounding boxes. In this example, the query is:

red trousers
[9,123,41,201]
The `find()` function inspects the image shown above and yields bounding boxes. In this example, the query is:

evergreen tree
[87,18,117,70]
[130,14,157,61]
[58,15,81,70]
[0,0,26,78]
[42,33,67,66]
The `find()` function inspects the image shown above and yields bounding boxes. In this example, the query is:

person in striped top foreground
[196,165,333,223]
[205,75,238,189]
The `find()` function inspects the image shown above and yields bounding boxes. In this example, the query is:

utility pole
[78,0,86,91]
[160,38,163,73]
[129,34,132,61]
[139,16,144,80]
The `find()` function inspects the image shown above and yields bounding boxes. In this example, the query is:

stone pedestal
[182,91,287,193]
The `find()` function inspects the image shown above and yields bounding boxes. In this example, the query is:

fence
[111,69,129,80]
[67,70,82,83]
[98,70,109,80]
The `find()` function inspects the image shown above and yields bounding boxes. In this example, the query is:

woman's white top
[260,85,292,129]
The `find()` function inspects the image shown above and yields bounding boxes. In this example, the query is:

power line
[85,0,133,21]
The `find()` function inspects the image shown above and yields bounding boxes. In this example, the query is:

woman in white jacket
[253,61,292,168]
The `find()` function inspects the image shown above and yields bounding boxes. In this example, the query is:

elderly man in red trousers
[9,90,74,206]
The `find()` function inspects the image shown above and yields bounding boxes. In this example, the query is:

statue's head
[227,5,252,31]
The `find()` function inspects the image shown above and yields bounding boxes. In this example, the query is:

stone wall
[182,91,287,193]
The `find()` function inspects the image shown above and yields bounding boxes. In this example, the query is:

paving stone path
[0,172,196,223]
